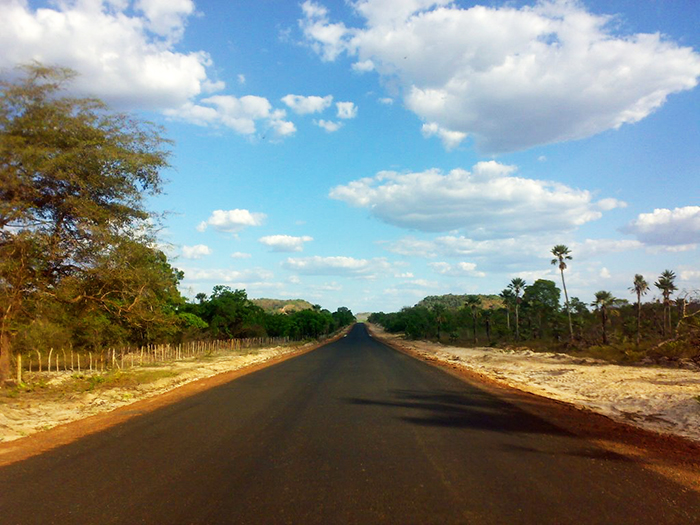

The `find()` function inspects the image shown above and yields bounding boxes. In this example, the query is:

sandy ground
[0,343,313,443]
[368,325,700,444]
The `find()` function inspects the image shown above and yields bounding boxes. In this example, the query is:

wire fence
[13,336,293,384]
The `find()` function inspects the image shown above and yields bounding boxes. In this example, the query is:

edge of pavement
[365,323,700,493]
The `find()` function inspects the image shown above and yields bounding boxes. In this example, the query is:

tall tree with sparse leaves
[508,278,526,341]
[592,290,616,345]
[654,270,677,337]
[0,64,171,382]
[551,244,574,342]
[629,274,649,345]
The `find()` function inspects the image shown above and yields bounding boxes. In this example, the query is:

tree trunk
[515,302,520,341]
[560,267,574,342]
[0,331,11,384]
[636,292,641,346]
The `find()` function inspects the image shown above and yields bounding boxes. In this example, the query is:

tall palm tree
[508,278,526,341]
[629,274,649,346]
[464,295,481,345]
[499,288,515,331]
[592,290,615,345]
[551,244,574,342]
[654,270,677,337]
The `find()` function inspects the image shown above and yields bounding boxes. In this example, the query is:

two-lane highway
[2,324,699,524]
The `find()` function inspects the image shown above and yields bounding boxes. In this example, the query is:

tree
[464,295,481,344]
[0,64,170,382]
[654,270,677,337]
[551,245,574,342]
[522,279,561,339]
[431,303,447,341]
[508,278,526,341]
[499,288,515,332]
[629,274,649,345]
[592,291,616,345]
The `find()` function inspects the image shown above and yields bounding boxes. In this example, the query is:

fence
[13,336,292,384]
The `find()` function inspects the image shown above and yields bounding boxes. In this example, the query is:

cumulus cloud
[336,101,358,119]
[301,0,700,153]
[181,244,212,259]
[315,119,343,132]
[0,0,216,111]
[197,209,266,234]
[181,267,276,286]
[429,261,486,278]
[259,235,313,252]
[282,256,394,279]
[282,94,333,114]
[621,206,700,247]
[572,239,645,259]
[166,97,295,138]
[230,252,252,259]
[330,161,623,237]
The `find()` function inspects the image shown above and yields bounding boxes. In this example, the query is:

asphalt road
[2,324,699,524]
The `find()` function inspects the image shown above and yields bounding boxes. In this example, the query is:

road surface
[2,324,699,524]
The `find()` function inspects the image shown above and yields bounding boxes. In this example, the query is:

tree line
[0,65,354,383]
[370,246,699,360]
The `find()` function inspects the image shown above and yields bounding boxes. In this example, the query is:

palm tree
[592,290,616,345]
[551,244,574,342]
[499,288,515,332]
[629,274,649,346]
[654,270,677,337]
[464,295,481,345]
[431,303,447,342]
[508,278,526,341]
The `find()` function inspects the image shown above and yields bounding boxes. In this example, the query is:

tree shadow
[345,389,570,436]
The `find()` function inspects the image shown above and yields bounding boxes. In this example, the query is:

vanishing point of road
[2,324,699,524]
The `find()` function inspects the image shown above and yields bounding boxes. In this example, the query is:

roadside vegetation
[0,64,354,386]
[370,247,700,366]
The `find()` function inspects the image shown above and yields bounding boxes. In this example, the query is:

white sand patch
[371,326,700,443]
[0,344,310,443]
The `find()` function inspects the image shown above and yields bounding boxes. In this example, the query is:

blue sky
[2,0,699,313]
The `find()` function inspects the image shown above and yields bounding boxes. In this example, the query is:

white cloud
[421,123,467,150]
[0,0,216,111]
[299,0,351,62]
[259,235,313,252]
[166,96,295,138]
[237,74,246,84]
[572,239,645,259]
[315,119,343,132]
[181,244,212,259]
[282,94,333,114]
[429,261,486,278]
[198,209,266,234]
[231,252,252,259]
[330,161,622,236]
[378,97,394,105]
[336,101,358,119]
[352,59,375,72]
[622,206,700,247]
[600,267,611,279]
[301,0,700,153]
[182,267,274,284]
[680,270,700,281]
[282,255,394,279]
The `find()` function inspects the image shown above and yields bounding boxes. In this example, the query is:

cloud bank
[301,0,700,153]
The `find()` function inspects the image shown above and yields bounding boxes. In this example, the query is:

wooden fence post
[17,354,22,384]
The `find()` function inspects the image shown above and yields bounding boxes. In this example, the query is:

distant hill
[252,298,314,314]
[416,294,503,310]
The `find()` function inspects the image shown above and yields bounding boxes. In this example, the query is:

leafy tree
[551,245,574,341]
[522,279,561,338]
[508,278,526,341]
[0,64,170,382]
[654,270,677,337]
[431,303,447,341]
[629,274,649,345]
